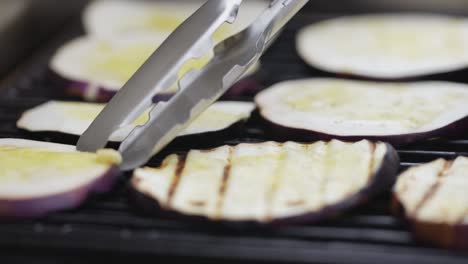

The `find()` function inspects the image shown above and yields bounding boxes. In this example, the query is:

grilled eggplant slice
[50,34,260,102]
[255,78,468,145]
[297,14,468,79]
[131,140,399,224]
[83,0,268,40]
[0,138,121,219]
[394,157,468,251]
[17,101,255,143]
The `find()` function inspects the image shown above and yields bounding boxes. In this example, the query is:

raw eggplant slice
[131,140,399,224]
[50,34,165,101]
[0,138,121,218]
[296,14,468,79]
[17,101,255,142]
[255,78,468,145]
[393,157,468,251]
[83,0,268,40]
[50,34,261,101]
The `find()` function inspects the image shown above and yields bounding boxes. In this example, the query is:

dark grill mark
[318,142,330,209]
[286,200,306,207]
[131,176,142,186]
[167,154,187,208]
[413,182,440,217]
[366,142,377,184]
[457,208,468,224]
[215,146,233,219]
[441,160,453,175]
[199,148,217,153]
[189,201,206,207]
[413,160,452,217]
[266,143,288,221]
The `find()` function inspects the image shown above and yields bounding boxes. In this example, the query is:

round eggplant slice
[255,78,468,145]
[393,157,468,251]
[131,140,399,224]
[296,14,468,79]
[83,0,268,40]
[0,138,122,219]
[17,101,255,142]
[50,34,261,102]
[50,34,165,101]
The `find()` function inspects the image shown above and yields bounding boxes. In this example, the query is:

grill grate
[1,14,468,264]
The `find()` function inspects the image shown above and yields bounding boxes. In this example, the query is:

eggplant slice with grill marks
[296,14,468,80]
[131,140,399,224]
[255,78,468,146]
[393,157,468,251]
[0,138,122,219]
[17,100,255,143]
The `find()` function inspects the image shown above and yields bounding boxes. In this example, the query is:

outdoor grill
[0,5,468,264]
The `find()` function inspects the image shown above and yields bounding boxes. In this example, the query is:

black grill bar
[0,14,467,264]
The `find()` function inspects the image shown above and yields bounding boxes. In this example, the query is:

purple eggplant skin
[257,111,468,147]
[129,142,399,226]
[65,80,172,103]
[392,197,468,252]
[49,70,115,102]
[222,78,261,99]
[64,78,260,103]
[299,57,468,83]
[164,119,249,150]
[50,68,261,103]
[49,69,174,103]
[0,167,121,219]
[18,118,249,152]
[66,81,117,102]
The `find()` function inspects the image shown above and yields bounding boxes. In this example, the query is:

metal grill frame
[0,14,468,264]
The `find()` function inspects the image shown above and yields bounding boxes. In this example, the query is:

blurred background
[2,0,468,79]
[0,0,88,77]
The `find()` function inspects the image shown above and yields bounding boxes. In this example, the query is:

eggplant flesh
[296,14,468,79]
[17,101,255,142]
[394,157,468,251]
[255,78,468,145]
[132,140,399,224]
[50,34,261,102]
[83,0,268,39]
[0,138,121,219]
[49,34,167,101]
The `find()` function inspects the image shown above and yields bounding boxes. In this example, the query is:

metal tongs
[77,0,308,170]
